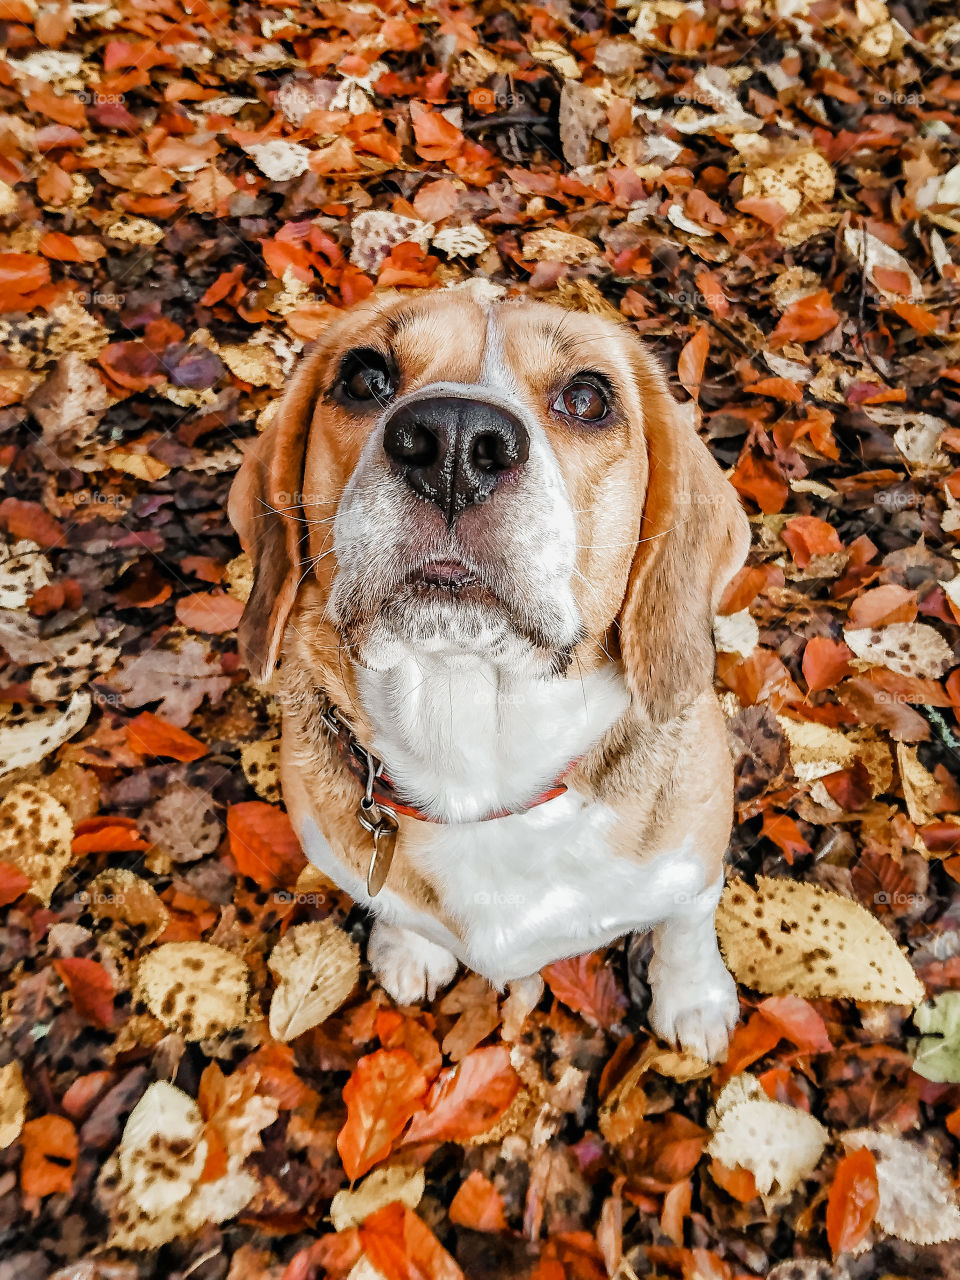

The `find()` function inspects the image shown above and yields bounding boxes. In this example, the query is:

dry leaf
[707,1073,828,1199]
[104,1080,257,1250]
[330,1166,426,1231]
[842,1130,960,1245]
[843,622,954,679]
[0,1061,27,1149]
[85,868,169,943]
[717,876,925,1005]
[0,690,91,778]
[268,919,359,1041]
[0,782,73,906]
[137,942,250,1040]
[241,738,282,802]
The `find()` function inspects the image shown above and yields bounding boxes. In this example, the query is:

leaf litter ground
[3,2,960,1278]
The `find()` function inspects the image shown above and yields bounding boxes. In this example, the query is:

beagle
[229,290,750,1061]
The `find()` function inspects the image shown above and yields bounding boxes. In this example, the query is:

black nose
[382,395,529,524]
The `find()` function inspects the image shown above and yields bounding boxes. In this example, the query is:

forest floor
[3,1,960,1278]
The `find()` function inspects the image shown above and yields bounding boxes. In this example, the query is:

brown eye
[553,381,608,422]
[338,349,395,407]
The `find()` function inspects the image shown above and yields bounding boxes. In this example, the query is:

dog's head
[229,291,749,719]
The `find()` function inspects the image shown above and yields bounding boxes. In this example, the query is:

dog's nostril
[384,420,438,468]
[472,431,510,473]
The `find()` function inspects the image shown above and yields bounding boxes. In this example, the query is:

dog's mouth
[403,558,499,607]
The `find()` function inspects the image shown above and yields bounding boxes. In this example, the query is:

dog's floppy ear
[617,348,750,722]
[228,344,327,684]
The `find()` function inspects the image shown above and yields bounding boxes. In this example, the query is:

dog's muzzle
[382,395,529,525]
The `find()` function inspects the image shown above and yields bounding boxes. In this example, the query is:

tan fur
[229,292,749,917]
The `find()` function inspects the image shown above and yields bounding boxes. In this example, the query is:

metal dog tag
[357,799,399,897]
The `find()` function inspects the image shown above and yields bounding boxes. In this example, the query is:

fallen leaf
[842,1129,960,1245]
[338,1049,429,1181]
[137,942,249,1040]
[717,876,925,1005]
[268,919,360,1041]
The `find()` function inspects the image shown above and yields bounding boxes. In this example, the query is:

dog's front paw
[368,919,459,1004]
[648,964,739,1063]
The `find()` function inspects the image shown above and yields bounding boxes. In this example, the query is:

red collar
[317,696,577,825]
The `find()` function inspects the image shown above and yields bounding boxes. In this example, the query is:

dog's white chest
[299,796,710,985]
[296,655,713,984]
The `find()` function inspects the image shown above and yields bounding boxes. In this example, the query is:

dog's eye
[553,381,608,422]
[338,350,395,406]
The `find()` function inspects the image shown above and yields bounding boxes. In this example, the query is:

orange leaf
[746,377,803,403]
[781,515,843,568]
[709,1158,757,1203]
[660,1179,691,1245]
[802,636,854,693]
[449,1169,507,1232]
[695,269,728,318]
[0,497,64,548]
[413,111,464,161]
[0,859,31,907]
[848,583,917,628]
[227,801,306,889]
[38,231,90,263]
[759,810,811,865]
[730,447,789,514]
[337,1049,428,1181]
[73,815,150,855]
[826,1147,879,1257]
[891,301,938,334]
[404,1045,519,1145]
[53,957,114,1029]
[20,1115,78,1197]
[541,950,627,1029]
[175,590,245,633]
[677,326,710,401]
[126,710,208,762]
[362,1201,464,1280]
[769,290,839,345]
[756,995,831,1053]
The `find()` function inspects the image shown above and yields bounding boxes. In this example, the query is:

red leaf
[53,957,114,1029]
[769,290,840,345]
[0,859,31,907]
[541,950,627,1029]
[413,111,464,161]
[174,590,245,634]
[802,636,854,693]
[403,1045,520,1145]
[20,1115,78,1197]
[72,815,150,855]
[781,515,844,568]
[227,801,306,889]
[756,995,832,1053]
[126,710,208,762]
[826,1147,879,1256]
[0,497,65,548]
[97,341,164,392]
[337,1049,428,1181]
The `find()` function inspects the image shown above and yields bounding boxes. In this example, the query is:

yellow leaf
[717,876,924,1006]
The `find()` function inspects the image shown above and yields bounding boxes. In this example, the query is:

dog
[229,289,750,1061]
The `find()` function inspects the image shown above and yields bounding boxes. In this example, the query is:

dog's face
[230,291,749,718]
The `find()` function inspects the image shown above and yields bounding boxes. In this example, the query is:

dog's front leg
[368,918,459,1004]
[647,875,739,1062]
